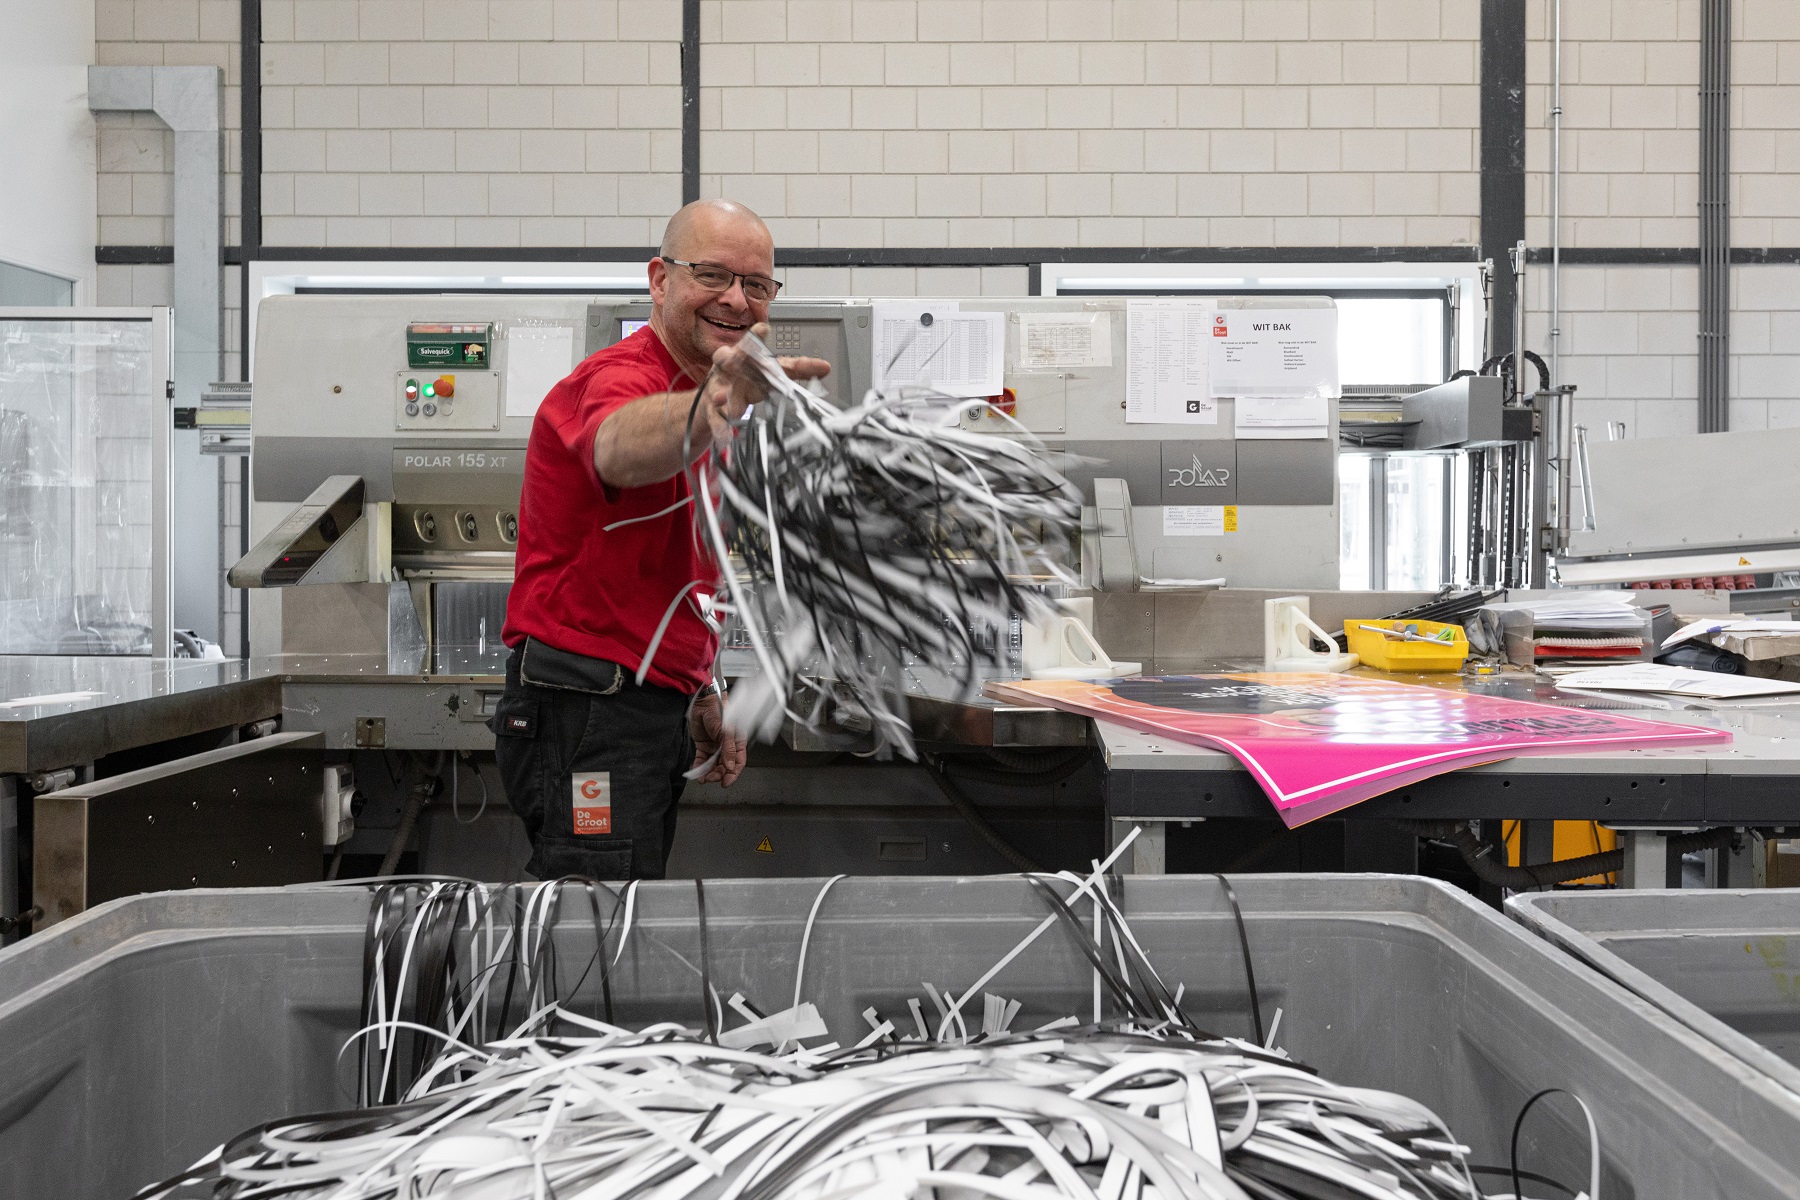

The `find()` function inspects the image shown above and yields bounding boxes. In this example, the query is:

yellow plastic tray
[1344,617,1471,672]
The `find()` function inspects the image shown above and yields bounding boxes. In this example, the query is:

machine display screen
[620,319,649,339]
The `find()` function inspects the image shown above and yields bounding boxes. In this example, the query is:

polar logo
[1167,455,1230,488]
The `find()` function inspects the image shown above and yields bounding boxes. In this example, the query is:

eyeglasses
[663,258,782,304]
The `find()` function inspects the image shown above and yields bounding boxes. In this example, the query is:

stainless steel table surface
[1100,665,1800,825]
[0,657,283,775]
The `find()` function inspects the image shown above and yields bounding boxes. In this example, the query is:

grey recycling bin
[4,875,1800,1200]
[1510,888,1800,1099]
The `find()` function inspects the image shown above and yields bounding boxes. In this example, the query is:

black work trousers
[489,638,694,880]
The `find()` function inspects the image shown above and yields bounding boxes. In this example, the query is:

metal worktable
[1099,665,1800,877]
[11,651,1800,901]
[263,654,1088,752]
[0,657,283,777]
[0,657,291,933]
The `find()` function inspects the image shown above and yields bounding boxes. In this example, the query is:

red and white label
[571,772,612,835]
[1212,314,1229,337]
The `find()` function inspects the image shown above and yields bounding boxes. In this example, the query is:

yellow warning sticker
[1740,556,1752,565]
[755,837,774,853]
[1223,505,1239,533]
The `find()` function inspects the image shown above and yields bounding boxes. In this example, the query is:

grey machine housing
[240,293,1342,665]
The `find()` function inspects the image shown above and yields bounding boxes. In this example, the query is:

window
[0,261,75,306]
[1041,261,1483,386]
[1336,296,1447,388]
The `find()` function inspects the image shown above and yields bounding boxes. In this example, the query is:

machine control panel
[395,371,499,430]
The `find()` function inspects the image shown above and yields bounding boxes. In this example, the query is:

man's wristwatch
[695,681,722,700]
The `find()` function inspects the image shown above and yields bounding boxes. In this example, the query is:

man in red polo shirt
[493,199,828,880]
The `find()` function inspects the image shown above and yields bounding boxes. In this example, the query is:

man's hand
[688,691,747,786]
[700,322,830,444]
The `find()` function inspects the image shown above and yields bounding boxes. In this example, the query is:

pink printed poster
[985,674,1731,827]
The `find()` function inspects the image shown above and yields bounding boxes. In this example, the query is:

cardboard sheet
[1555,662,1800,699]
[986,673,1731,827]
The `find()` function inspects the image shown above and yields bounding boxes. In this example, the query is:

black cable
[376,757,441,878]
[925,759,1043,873]
[526,878,564,1020]
[1021,875,1142,1019]
[579,878,619,1025]
[1215,874,1265,1046]
[1524,350,1551,394]
[1087,878,1210,1036]
[1511,1088,1595,1200]
[495,885,525,1036]
[694,878,718,1042]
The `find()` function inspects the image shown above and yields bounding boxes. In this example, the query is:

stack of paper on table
[986,673,1729,827]
[1482,592,1651,663]
[1556,662,1800,700]
[1662,618,1800,661]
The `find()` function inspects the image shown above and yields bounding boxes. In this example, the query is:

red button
[434,375,455,398]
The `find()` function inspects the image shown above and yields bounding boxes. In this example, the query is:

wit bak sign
[1208,308,1339,400]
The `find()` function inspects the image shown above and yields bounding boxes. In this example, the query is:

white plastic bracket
[1263,596,1359,673]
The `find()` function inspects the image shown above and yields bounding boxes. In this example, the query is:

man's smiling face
[647,202,776,379]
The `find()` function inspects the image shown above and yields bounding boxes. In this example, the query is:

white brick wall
[699,0,1482,249]
[85,0,1796,261]
[1734,0,1800,245]
[1527,262,1800,441]
[1727,263,1800,430]
[1517,0,1800,442]
[84,0,1800,450]
[96,112,176,246]
[97,0,243,245]
[1526,265,1697,438]
[256,0,683,247]
[1524,0,1700,249]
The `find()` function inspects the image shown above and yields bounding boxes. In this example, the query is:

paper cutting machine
[233,295,596,672]
[237,293,1346,674]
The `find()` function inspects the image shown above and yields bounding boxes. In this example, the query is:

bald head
[659,199,771,261]
[648,199,778,378]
